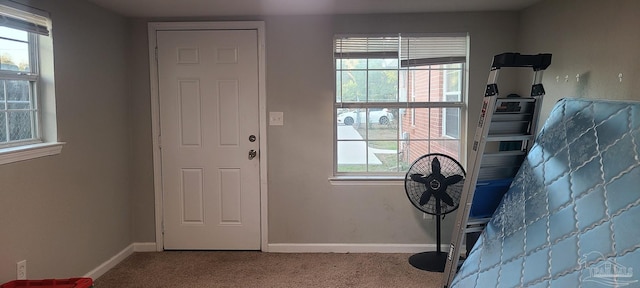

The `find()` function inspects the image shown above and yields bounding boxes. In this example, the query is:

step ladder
[442,53,552,288]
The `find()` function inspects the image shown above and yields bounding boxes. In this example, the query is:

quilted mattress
[451,98,640,287]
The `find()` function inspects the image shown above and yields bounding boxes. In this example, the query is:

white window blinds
[335,34,467,65]
[335,37,399,58]
[0,1,50,36]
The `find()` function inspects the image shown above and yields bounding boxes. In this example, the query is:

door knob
[248,149,257,160]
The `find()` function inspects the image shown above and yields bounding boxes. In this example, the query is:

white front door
[157,29,260,250]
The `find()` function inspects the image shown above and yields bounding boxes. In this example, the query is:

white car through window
[337,108,394,126]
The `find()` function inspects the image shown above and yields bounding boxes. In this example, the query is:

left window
[0,2,60,164]
[0,26,38,145]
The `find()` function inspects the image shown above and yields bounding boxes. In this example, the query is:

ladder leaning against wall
[442,52,552,288]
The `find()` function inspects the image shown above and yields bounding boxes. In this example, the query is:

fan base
[408,251,448,272]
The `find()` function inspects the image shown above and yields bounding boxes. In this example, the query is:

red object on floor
[1,278,92,288]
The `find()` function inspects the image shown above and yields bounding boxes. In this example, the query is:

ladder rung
[467,217,491,225]
[486,134,534,142]
[465,226,486,233]
[483,150,526,157]
[492,114,533,121]
[465,217,491,233]
[481,151,526,167]
[488,121,531,134]
[495,98,536,114]
[478,167,520,180]
[496,97,536,103]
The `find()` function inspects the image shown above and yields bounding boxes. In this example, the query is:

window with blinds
[0,2,50,148]
[334,34,468,176]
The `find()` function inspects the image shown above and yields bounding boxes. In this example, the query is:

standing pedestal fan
[405,153,465,272]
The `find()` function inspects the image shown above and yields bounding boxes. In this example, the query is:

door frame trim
[148,21,268,251]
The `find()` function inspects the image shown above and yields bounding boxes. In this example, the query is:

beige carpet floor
[93,251,443,288]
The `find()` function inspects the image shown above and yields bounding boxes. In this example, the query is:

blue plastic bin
[469,178,513,218]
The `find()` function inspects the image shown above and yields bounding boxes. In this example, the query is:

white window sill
[329,176,404,186]
[0,142,65,165]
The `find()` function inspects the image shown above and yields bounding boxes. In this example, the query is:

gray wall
[128,19,155,243]
[0,0,131,283]
[519,0,640,125]
[129,12,520,245]
[265,13,518,244]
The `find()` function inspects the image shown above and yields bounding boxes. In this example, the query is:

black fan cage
[405,153,466,215]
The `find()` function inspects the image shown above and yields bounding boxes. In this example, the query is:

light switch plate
[269,112,284,126]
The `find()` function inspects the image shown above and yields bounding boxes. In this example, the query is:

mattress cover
[451,98,640,287]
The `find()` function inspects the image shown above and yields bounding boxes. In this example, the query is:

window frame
[0,31,42,148]
[0,2,61,165]
[332,33,467,181]
[442,66,463,139]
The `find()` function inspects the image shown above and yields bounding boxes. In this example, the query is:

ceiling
[85,0,542,18]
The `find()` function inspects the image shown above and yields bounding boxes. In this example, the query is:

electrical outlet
[17,260,26,280]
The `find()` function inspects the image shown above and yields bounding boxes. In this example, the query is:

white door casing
[149,22,267,251]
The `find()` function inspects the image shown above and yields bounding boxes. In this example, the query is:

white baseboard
[85,242,157,280]
[267,243,458,253]
[133,242,158,252]
[84,244,134,280]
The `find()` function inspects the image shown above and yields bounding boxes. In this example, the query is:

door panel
[157,29,260,250]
